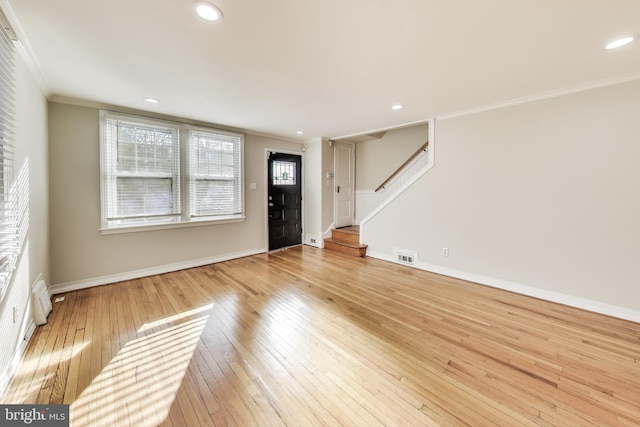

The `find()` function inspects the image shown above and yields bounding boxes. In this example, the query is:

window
[271,160,297,185]
[189,129,243,218]
[100,112,244,232]
[0,10,17,302]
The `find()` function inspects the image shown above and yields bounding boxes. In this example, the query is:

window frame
[99,111,245,235]
[186,126,244,221]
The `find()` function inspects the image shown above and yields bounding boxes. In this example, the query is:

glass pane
[116,177,174,217]
[116,124,177,174]
[272,160,296,185]
[192,179,237,216]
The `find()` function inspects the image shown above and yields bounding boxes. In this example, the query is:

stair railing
[374,141,428,193]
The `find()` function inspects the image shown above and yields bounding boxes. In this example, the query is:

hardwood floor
[4,246,640,426]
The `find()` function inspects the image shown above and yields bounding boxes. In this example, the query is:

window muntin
[272,160,296,185]
[189,130,242,218]
[102,115,181,228]
[100,112,244,232]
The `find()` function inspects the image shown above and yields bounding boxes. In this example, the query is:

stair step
[324,238,367,257]
[331,229,360,245]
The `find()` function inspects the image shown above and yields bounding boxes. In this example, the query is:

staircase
[324,226,367,257]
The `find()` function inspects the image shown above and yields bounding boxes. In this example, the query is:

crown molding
[0,0,50,95]
[437,72,640,121]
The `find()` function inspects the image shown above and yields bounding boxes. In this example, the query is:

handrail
[375,141,428,192]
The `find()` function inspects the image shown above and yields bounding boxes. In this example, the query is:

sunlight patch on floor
[70,303,213,426]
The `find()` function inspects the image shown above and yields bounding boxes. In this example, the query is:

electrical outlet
[310,238,317,244]
[12,304,18,324]
[442,247,449,257]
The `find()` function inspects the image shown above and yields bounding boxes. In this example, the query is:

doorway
[334,141,355,228]
[268,152,302,250]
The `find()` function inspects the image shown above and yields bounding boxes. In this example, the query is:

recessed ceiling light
[296,131,304,135]
[605,36,634,50]
[391,104,404,110]
[193,2,223,23]
[144,97,160,104]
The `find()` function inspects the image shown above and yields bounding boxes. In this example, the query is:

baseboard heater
[32,279,52,325]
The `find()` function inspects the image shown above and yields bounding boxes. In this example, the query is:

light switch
[249,182,257,190]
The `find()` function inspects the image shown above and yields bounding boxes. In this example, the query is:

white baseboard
[0,311,36,401]
[304,233,324,248]
[366,250,640,323]
[49,248,266,295]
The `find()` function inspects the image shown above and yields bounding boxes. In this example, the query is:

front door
[268,152,302,250]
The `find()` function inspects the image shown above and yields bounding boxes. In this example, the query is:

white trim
[366,250,640,324]
[437,72,640,121]
[245,130,303,144]
[322,223,335,240]
[264,148,305,252]
[360,118,435,245]
[49,248,265,295]
[330,119,431,142]
[100,216,246,235]
[328,74,640,141]
[0,294,36,401]
[304,233,324,248]
[359,163,432,243]
[334,141,355,228]
[0,0,50,95]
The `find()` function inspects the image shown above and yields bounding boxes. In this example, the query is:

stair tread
[334,226,360,235]
[324,238,368,249]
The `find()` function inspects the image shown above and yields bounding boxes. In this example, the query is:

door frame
[264,147,305,252]
[333,140,355,228]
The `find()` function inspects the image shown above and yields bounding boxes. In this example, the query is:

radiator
[32,279,52,325]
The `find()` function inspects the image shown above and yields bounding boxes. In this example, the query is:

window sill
[100,216,246,235]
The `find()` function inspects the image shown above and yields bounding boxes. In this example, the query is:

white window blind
[100,111,245,232]
[189,130,242,218]
[0,11,16,302]
[102,113,181,228]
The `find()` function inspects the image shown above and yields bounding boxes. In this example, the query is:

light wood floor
[4,246,640,426]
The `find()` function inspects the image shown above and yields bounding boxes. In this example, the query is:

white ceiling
[5,0,640,140]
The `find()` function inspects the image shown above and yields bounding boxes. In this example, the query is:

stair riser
[324,240,367,257]
[331,230,360,245]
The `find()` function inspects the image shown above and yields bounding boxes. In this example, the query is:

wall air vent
[398,254,414,264]
[393,248,417,266]
[32,280,52,325]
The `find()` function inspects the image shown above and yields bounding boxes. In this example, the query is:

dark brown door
[268,152,302,250]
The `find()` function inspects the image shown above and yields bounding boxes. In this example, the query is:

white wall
[48,102,301,288]
[0,55,49,395]
[355,124,427,222]
[303,137,334,246]
[364,79,640,317]
[355,124,428,190]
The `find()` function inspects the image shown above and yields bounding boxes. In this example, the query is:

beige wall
[48,102,301,286]
[365,79,640,313]
[0,55,49,392]
[355,123,428,190]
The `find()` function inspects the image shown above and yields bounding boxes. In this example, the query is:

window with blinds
[100,111,244,232]
[0,11,16,302]
[189,130,242,218]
